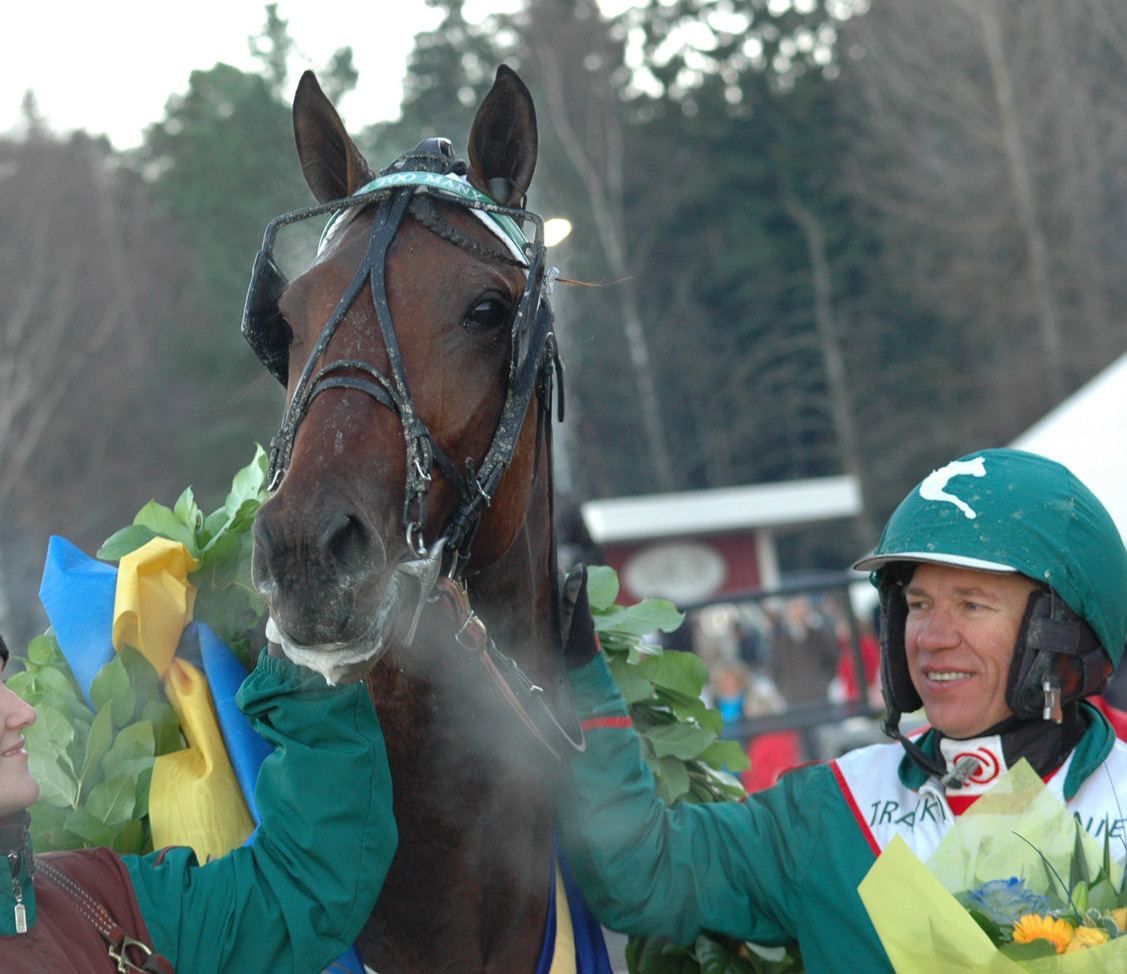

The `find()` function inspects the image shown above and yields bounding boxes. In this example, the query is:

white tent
[1010,352,1127,542]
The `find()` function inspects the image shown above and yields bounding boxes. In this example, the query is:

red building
[581,476,862,605]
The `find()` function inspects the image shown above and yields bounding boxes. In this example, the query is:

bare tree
[520,0,677,492]
[839,0,1127,442]
[0,132,185,641]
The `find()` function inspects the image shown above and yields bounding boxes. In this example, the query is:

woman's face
[0,661,39,818]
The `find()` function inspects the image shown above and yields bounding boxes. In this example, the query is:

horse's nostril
[320,511,374,575]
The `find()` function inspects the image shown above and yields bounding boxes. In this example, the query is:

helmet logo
[919,456,986,519]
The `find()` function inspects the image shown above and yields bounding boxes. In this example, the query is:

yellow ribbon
[112,538,254,862]
[548,857,577,974]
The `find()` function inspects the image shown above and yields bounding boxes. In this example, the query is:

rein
[243,141,583,759]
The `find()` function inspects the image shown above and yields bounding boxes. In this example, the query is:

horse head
[245,66,561,688]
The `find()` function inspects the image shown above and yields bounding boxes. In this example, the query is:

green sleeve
[124,652,396,973]
[556,653,842,949]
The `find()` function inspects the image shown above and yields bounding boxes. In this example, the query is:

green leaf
[142,700,184,755]
[18,661,85,704]
[117,645,164,718]
[694,935,758,974]
[606,659,656,705]
[28,750,79,809]
[631,936,698,974]
[616,599,685,637]
[27,633,62,665]
[586,564,620,611]
[1071,820,1090,888]
[174,486,203,534]
[646,722,718,761]
[78,705,114,787]
[700,739,752,772]
[110,819,145,855]
[64,806,116,848]
[84,774,137,829]
[1084,876,1119,913]
[639,651,710,698]
[1071,880,1090,915]
[101,722,157,783]
[132,500,199,556]
[90,655,137,726]
[226,444,269,514]
[654,755,692,803]
[97,524,160,562]
[27,701,77,752]
[28,804,70,850]
[1001,939,1058,960]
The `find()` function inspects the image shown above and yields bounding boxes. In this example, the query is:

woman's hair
[0,632,8,663]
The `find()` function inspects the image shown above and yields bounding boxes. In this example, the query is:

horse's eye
[464,296,512,334]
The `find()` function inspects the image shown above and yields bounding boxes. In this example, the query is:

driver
[553,448,1127,972]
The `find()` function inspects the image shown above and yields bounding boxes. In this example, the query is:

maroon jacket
[4,847,169,973]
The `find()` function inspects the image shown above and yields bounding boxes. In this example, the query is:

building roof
[580,475,863,545]
[1010,352,1127,542]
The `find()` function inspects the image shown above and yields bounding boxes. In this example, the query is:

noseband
[242,141,563,578]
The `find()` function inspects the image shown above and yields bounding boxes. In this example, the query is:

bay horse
[242,66,585,972]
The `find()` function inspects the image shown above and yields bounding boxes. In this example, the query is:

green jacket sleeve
[556,653,850,950]
[124,652,396,974]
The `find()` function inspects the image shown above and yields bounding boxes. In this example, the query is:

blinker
[242,249,292,385]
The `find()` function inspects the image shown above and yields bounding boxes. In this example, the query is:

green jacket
[555,653,1125,974]
[2,653,395,974]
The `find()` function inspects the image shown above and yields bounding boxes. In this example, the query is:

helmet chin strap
[881,695,953,783]
[885,691,1087,789]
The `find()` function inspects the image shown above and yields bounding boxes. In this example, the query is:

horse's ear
[292,70,375,203]
[467,65,538,208]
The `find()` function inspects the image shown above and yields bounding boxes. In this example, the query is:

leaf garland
[13,446,270,854]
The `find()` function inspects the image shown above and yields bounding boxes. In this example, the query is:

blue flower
[965,878,1051,926]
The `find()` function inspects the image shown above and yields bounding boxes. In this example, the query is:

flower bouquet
[858,760,1127,972]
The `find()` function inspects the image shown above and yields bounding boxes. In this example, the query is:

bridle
[242,140,562,577]
[242,140,583,759]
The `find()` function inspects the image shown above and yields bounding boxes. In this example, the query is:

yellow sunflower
[1112,907,1127,933]
[1012,914,1074,954]
[1065,926,1110,952]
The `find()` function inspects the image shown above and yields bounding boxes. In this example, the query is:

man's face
[903,563,1039,739]
[0,662,39,819]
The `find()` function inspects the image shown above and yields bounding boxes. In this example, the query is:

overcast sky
[1,0,478,149]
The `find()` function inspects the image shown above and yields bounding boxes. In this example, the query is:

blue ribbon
[39,536,116,706]
[535,835,614,974]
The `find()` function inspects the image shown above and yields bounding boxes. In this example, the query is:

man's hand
[561,564,601,668]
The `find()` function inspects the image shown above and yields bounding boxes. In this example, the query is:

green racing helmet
[854,449,1127,731]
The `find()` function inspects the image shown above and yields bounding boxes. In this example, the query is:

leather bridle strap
[267,189,472,542]
[432,576,585,761]
[265,178,556,572]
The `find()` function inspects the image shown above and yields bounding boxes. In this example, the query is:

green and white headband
[318,170,531,266]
